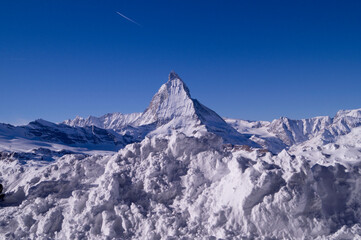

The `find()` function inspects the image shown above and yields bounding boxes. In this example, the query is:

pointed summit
[134,72,259,147]
[136,71,194,126]
[168,71,180,81]
[164,71,191,98]
[64,72,259,147]
[164,71,191,97]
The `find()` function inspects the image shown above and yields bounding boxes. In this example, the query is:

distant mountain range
[54,71,361,154]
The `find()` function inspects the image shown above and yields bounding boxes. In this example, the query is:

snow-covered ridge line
[0,119,134,153]
[62,106,361,154]
[1,71,360,155]
[63,112,142,130]
[225,108,361,148]
[61,71,361,153]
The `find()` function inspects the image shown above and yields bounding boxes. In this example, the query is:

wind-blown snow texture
[1,72,361,239]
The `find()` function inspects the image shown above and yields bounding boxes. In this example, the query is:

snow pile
[1,130,361,239]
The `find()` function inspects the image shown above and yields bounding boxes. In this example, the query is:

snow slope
[1,132,361,239]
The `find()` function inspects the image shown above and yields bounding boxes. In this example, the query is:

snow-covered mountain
[226,108,361,150]
[65,71,259,147]
[64,112,142,130]
[0,119,135,153]
[63,72,361,153]
[1,71,361,239]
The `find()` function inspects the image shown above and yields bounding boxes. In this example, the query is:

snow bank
[1,131,361,239]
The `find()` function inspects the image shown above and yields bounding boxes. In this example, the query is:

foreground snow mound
[1,132,361,239]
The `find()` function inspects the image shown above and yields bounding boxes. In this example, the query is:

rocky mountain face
[1,72,361,239]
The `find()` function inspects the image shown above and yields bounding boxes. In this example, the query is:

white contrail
[116,11,141,27]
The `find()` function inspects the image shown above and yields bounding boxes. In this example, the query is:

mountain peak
[168,71,181,82]
[63,71,258,147]
[136,72,193,126]
[164,71,191,98]
[134,72,258,146]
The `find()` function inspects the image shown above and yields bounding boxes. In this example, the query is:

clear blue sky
[1,0,361,125]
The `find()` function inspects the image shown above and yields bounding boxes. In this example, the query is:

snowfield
[1,72,361,239]
[1,132,361,239]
